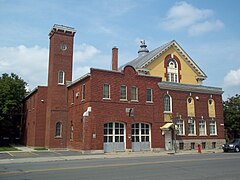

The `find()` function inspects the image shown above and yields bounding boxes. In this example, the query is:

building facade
[22,25,225,152]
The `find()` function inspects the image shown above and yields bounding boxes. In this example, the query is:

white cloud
[73,66,90,81]
[74,44,100,63]
[189,20,224,36]
[0,45,48,90]
[161,1,224,36]
[224,68,240,87]
[0,43,101,90]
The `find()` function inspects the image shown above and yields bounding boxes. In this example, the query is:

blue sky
[0,0,239,100]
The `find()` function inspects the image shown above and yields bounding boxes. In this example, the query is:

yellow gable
[146,46,200,85]
[120,40,207,85]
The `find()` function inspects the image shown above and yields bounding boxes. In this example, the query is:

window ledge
[103,98,111,101]
[164,111,172,114]
[199,135,208,136]
[120,99,128,102]
[146,101,153,104]
[58,83,65,86]
[55,136,62,139]
[131,100,138,102]
[188,134,197,136]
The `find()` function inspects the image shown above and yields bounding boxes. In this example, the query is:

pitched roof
[120,40,207,79]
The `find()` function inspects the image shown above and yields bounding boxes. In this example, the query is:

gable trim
[141,40,207,79]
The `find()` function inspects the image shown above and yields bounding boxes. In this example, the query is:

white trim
[58,71,65,85]
[146,88,153,103]
[120,85,127,101]
[103,84,111,99]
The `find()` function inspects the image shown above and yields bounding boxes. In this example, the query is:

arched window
[208,99,216,118]
[55,122,62,137]
[167,59,178,83]
[164,94,172,112]
[187,97,195,117]
[58,71,65,84]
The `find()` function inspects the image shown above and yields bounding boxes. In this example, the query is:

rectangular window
[55,122,62,138]
[103,84,110,99]
[212,142,216,149]
[170,73,174,82]
[174,74,178,83]
[58,71,64,84]
[71,90,74,104]
[176,119,185,135]
[82,84,85,100]
[202,142,206,149]
[190,142,195,150]
[70,125,74,141]
[209,120,217,135]
[131,87,138,101]
[179,142,184,150]
[120,85,127,100]
[199,120,206,136]
[188,119,196,136]
[146,88,153,102]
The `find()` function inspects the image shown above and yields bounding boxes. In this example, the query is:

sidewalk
[0,146,223,164]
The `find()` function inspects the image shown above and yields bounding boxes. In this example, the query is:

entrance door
[132,123,150,151]
[165,130,173,151]
[104,122,125,153]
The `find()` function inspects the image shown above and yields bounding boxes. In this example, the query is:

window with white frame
[120,85,127,100]
[176,119,185,135]
[55,122,62,137]
[164,94,172,112]
[167,59,178,83]
[188,119,196,135]
[209,120,217,135]
[131,87,138,101]
[104,122,125,143]
[146,88,153,102]
[58,71,65,84]
[103,84,110,99]
[132,123,150,142]
[199,119,207,136]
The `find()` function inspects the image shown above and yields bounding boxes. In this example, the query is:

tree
[0,73,27,145]
[223,94,240,140]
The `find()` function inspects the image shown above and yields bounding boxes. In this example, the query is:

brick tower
[45,24,76,148]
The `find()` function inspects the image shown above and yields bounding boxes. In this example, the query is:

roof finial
[138,40,149,57]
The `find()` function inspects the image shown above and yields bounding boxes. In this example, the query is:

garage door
[132,123,151,151]
[104,122,125,153]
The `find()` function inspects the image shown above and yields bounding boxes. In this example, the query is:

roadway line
[1,156,240,175]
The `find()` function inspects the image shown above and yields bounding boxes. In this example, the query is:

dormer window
[167,59,178,83]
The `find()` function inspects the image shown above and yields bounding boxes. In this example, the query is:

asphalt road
[0,153,240,180]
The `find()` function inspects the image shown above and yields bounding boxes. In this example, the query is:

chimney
[112,47,118,71]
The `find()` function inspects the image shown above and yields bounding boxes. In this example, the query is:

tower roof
[49,24,76,37]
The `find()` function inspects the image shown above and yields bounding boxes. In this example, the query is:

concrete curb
[0,149,223,164]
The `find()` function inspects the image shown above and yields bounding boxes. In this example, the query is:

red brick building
[22,24,225,153]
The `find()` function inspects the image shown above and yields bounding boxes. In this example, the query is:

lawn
[0,146,19,151]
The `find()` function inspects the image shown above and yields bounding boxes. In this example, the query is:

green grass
[34,147,48,151]
[0,146,19,151]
